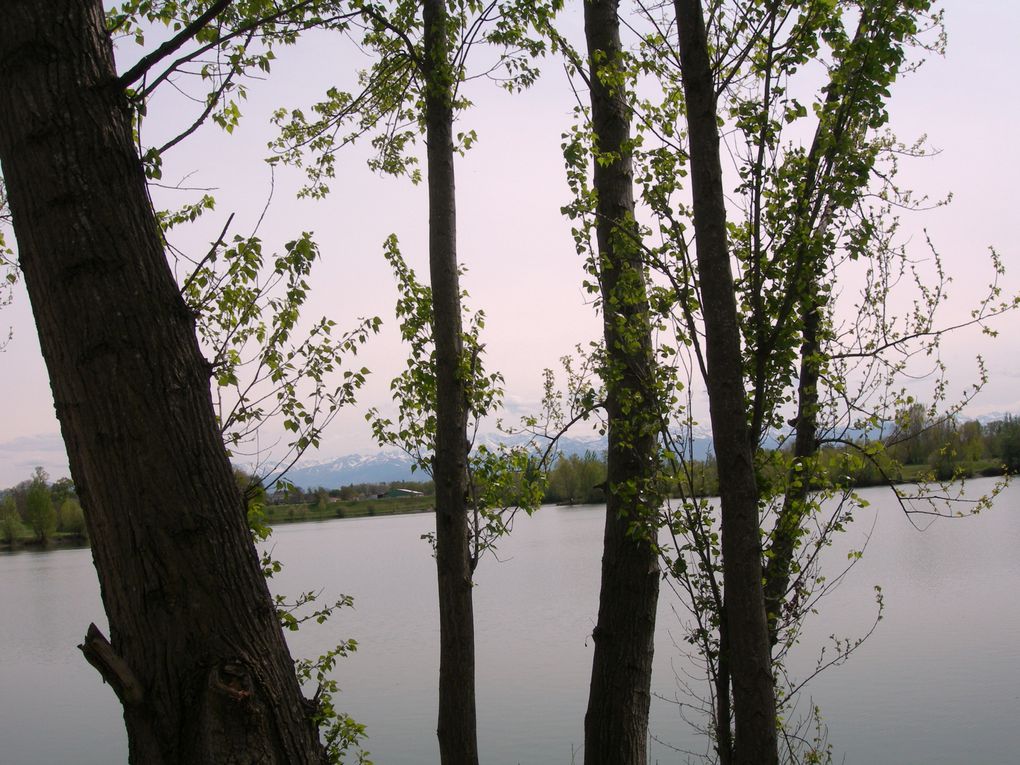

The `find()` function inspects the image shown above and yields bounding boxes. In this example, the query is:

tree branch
[117,0,234,89]
[180,212,235,298]
[79,623,145,707]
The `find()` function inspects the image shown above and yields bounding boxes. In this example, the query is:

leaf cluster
[269,0,562,197]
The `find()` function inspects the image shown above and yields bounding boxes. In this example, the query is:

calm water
[1,479,1018,764]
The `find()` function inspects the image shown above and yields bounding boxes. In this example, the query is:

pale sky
[1,2,1017,487]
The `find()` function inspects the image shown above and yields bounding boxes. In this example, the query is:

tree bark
[582,3,662,764]
[422,2,478,764]
[0,2,327,763]
[674,1,779,763]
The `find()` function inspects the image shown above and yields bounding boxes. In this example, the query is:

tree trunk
[673,1,779,763]
[764,290,821,646]
[422,2,478,763]
[0,2,327,763]
[759,11,878,649]
[582,3,662,764]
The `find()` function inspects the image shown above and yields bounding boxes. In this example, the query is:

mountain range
[280,431,716,490]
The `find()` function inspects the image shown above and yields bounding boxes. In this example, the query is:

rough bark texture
[0,2,327,763]
[674,1,779,764]
[422,1,478,763]
[582,3,662,764]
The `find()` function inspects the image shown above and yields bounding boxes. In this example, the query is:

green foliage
[266,586,371,763]
[269,0,563,197]
[1,495,26,545]
[544,451,606,505]
[559,53,673,543]
[259,531,369,762]
[107,0,355,177]
[294,636,371,765]
[553,0,1018,756]
[114,0,382,510]
[982,416,1020,474]
[49,477,76,508]
[181,223,380,483]
[366,236,438,469]
[311,487,331,513]
[467,442,546,559]
[25,473,56,543]
[58,499,87,539]
[366,237,544,563]
[879,404,1006,481]
[239,444,370,760]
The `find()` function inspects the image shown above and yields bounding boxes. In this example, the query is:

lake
[1,478,1018,763]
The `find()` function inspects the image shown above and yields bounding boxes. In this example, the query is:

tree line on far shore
[548,412,1020,505]
[270,479,437,506]
[0,467,86,546]
[16,406,999,544]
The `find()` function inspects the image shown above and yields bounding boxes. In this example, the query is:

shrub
[59,498,87,539]
[1,511,26,545]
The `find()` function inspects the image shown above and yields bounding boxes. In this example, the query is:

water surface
[1,479,1017,763]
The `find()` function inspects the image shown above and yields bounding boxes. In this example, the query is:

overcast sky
[1,2,1017,487]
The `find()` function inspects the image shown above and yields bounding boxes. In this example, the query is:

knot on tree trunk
[188,660,279,765]
[212,661,255,702]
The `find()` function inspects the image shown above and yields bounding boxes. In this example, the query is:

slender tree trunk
[715,614,733,765]
[582,3,662,763]
[674,1,778,763]
[759,13,876,648]
[422,2,478,763]
[0,2,326,763]
[764,290,821,646]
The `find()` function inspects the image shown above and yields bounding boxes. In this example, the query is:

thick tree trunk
[674,1,779,764]
[0,2,326,763]
[422,2,478,764]
[582,3,662,764]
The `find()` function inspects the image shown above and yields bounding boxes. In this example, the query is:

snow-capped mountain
[279,430,719,490]
[282,451,421,488]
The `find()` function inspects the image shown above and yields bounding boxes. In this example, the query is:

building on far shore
[379,488,423,499]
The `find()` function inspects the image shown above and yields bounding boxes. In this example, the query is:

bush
[59,498,87,539]
[1,511,27,545]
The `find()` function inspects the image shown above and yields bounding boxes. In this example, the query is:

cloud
[0,432,69,487]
